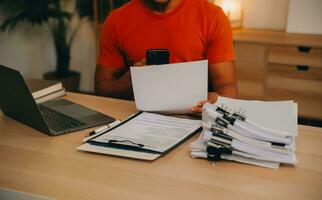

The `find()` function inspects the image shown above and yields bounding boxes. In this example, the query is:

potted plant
[0,0,93,91]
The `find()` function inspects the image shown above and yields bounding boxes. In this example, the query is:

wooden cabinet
[233,29,322,120]
[234,42,266,100]
[267,46,322,67]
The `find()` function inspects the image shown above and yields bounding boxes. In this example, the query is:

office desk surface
[0,93,321,200]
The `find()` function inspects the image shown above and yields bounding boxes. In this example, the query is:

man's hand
[95,58,147,99]
[133,58,146,66]
[189,92,219,113]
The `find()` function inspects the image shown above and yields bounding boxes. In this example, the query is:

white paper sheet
[215,97,298,136]
[130,60,208,113]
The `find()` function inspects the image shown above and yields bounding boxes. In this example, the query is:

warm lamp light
[214,0,243,28]
[221,1,234,17]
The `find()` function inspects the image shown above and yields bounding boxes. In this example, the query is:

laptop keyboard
[39,105,85,132]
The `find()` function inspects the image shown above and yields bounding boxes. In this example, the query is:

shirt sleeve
[206,7,235,64]
[97,13,125,69]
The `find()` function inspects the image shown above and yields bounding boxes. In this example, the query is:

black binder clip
[216,106,230,115]
[232,109,246,121]
[220,147,233,155]
[211,124,225,135]
[207,152,221,161]
[215,117,229,128]
[209,139,232,150]
[222,113,236,125]
[206,146,232,161]
[210,126,233,142]
[206,146,222,161]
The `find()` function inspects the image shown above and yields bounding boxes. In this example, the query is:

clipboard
[78,112,202,160]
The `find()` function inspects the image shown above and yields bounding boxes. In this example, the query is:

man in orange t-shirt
[95,0,237,112]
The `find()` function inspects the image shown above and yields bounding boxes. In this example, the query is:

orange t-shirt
[98,0,234,69]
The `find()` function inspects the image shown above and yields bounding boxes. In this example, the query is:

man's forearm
[95,70,133,99]
[208,62,238,99]
[215,83,238,98]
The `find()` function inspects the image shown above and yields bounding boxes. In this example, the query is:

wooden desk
[0,93,321,200]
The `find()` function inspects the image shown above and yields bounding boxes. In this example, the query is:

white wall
[243,0,289,30]
[0,23,56,79]
[69,18,97,92]
[212,0,290,30]
[287,0,322,35]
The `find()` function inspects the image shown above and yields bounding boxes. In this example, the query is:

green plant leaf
[0,0,72,31]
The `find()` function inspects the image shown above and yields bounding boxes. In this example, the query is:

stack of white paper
[190,97,298,169]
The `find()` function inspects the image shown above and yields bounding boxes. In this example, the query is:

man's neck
[142,0,182,14]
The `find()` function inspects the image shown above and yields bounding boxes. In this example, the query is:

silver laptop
[0,65,115,136]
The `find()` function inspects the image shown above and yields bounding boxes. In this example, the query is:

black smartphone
[146,49,169,65]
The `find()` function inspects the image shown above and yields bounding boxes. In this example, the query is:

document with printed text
[88,112,202,153]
